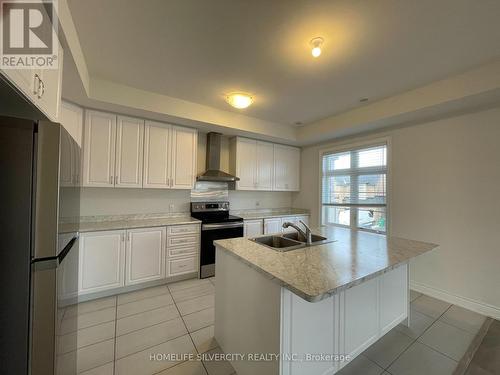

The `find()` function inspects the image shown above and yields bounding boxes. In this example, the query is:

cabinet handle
[38,80,45,99]
[115,176,118,184]
[33,74,40,95]
[121,233,125,242]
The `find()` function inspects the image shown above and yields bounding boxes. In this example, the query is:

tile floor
[57,280,488,375]
[56,277,234,375]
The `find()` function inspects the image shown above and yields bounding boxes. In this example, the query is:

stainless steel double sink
[250,231,336,251]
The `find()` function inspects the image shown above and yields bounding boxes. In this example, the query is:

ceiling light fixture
[226,92,253,109]
[310,37,324,58]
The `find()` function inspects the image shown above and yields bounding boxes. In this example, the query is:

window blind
[321,143,387,233]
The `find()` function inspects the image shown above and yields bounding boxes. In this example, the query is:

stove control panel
[191,201,230,212]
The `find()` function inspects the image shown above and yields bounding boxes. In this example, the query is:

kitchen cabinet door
[60,101,83,147]
[36,41,64,122]
[273,144,300,191]
[143,121,171,188]
[264,218,282,234]
[115,116,144,188]
[79,230,125,294]
[256,141,274,190]
[342,277,379,358]
[125,227,166,285]
[171,126,197,189]
[82,110,116,187]
[235,138,257,190]
[244,220,263,237]
[379,265,408,335]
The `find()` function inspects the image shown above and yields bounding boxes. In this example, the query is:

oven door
[200,222,243,278]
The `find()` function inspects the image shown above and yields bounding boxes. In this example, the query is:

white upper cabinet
[82,110,117,187]
[273,144,300,191]
[256,141,275,190]
[115,116,144,188]
[143,121,171,188]
[0,36,63,122]
[143,121,197,190]
[233,137,258,190]
[170,126,197,189]
[60,101,83,147]
[231,137,299,191]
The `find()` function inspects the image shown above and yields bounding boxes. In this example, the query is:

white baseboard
[410,281,500,320]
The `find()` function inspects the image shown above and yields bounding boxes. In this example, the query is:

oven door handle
[202,222,244,230]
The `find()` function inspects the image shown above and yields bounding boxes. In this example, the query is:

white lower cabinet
[77,223,201,297]
[263,218,282,234]
[79,230,126,295]
[244,220,263,237]
[125,227,166,286]
[166,224,201,277]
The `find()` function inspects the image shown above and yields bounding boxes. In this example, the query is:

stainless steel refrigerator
[0,116,80,375]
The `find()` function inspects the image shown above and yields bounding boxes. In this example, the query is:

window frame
[318,137,391,235]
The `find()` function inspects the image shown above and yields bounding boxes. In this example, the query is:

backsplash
[79,187,293,216]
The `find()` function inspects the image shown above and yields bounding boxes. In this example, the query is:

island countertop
[214,226,438,302]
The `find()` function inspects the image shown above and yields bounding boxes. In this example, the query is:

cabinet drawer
[167,234,199,248]
[168,256,197,276]
[167,224,200,236]
[168,245,198,258]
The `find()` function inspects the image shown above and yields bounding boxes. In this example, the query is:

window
[321,142,388,233]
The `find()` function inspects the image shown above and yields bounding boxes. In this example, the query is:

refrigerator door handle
[58,234,79,264]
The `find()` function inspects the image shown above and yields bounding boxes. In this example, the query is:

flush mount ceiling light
[226,92,253,109]
[310,37,324,58]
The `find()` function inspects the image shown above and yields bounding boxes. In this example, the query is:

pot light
[226,92,253,109]
[310,37,324,58]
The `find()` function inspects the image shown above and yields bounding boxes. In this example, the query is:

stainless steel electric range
[190,202,243,278]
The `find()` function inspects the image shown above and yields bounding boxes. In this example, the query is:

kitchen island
[214,226,438,375]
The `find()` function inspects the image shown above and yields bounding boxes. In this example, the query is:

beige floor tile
[156,360,208,375]
[183,308,215,333]
[117,293,174,319]
[337,355,384,375]
[411,295,451,319]
[116,317,188,359]
[78,362,114,375]
[58,321,115,354]
[190,325,218,354]
[60,307,116,335]
[57,338,115,374]
[418,320,475,361]
[202,347,235,375]
[64,296,116,318]
[114,334,196,375]
[388,341,457,375]
[171,284,215,303]
[409,290,422,302]
[177,294,215,316]
[117,285,170,305]
[116,305,180,336]
[439,305,486,335]
[464,362,491,375]
[395,309,435,339]
[168,278,212,293]
[363,329,414,368]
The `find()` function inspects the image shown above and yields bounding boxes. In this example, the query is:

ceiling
[67,0,500,127]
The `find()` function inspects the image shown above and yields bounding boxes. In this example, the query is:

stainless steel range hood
[197,132,240,182]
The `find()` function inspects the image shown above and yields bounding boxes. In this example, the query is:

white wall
[292,107,500,317]
[80,132,292,216]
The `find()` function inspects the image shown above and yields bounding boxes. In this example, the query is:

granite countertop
[60,214,201,234]
[232,208,310,220]
[214,226,438,303]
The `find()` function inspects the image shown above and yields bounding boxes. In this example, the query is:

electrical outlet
[169,204,175,212]
[255,201,260,207]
